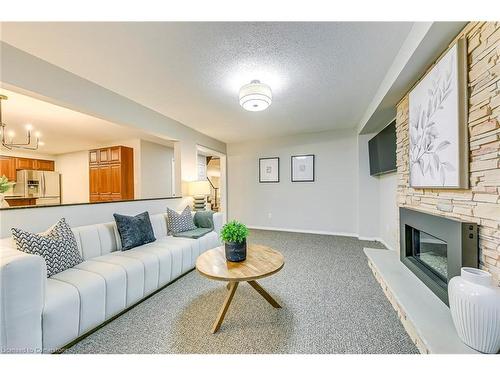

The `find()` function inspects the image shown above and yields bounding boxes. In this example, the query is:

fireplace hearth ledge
[364,247,479,354]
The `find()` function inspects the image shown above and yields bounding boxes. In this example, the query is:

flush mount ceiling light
[239,80,272,112]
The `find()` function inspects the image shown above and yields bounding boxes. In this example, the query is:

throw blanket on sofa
[173,210,215,239]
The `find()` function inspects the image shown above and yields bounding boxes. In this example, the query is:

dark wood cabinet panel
[89,146,134,202]
[0,156,16,181]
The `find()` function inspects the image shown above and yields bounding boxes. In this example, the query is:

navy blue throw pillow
[113,211,156,250]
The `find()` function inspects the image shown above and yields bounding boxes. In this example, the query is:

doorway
[196,145,227,221]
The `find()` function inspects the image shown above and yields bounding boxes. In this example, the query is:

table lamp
[189,180,211,211]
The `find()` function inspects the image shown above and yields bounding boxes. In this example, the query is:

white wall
[378,173,398,251]
[357,133,398,251]
[140,140,174,199]
[357,133,380,240]
[54,150,89,204]
[227,129,358,235]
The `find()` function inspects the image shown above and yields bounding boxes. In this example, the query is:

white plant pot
[448,267,500,353]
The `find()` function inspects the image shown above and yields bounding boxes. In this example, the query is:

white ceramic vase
[448,267,500,354]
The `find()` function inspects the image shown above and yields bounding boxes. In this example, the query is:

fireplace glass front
[411,228,448,281]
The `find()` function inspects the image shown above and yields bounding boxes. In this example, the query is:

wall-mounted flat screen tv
[368,120,397,176]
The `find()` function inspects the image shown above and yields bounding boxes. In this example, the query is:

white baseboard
[248,225,357,240]
[359,236,394,251]
[248,225,395,251]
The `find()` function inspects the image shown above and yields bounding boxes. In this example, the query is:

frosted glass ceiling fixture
[239,80,272,112]
[0,95,41,150]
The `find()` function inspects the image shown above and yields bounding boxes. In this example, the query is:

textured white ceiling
[0,22,413,143]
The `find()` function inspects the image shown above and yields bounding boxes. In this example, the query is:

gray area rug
[64,230,418,354]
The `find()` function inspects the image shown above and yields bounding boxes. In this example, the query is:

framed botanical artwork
[409,38,468,188]
[291,154,315,182]
[259,157,279,183]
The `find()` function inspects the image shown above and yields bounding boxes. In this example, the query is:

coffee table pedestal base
[212,280,281,333]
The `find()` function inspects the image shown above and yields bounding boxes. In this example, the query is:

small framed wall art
[259,157,280,183]
[291,154,315,182]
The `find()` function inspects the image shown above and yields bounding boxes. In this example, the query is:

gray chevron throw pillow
[12,218,83,277]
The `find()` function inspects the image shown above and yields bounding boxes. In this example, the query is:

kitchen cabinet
[89,150,99,165]
[5,198,36,207]
[15,158,35,170]
[89,146,134,203]
[0,156,16,181]
[33,159,55,171]
[0,156,54,180]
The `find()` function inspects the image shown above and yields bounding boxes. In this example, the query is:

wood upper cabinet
[33,159,55,171]
[0,156,16,181]
[89,150,99,165]
[89,146,134,202]
[99,148,110,164]
[110,147,121,163]
[0,156,54,179]
[15,157,35,170]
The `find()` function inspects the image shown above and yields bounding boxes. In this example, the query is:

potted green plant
[220,220,249,262]
[0,175,14,208]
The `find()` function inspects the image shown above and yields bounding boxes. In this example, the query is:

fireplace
[399,207,478,305]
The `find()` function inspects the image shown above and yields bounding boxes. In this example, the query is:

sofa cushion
[166,206,196,234]
[114,212,156,251]
[50,268,106,335]
[111,250,159,295]
[74,260,127,319]
[43,279,80,353]
[91,254,145,306]
[12,218,83,277]
[173,227,213,239]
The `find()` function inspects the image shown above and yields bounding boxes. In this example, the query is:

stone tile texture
[396,22,500,285]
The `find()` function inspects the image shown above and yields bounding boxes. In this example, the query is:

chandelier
[0,94,41,150]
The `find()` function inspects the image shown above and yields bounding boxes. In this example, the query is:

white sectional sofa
[0,212,223,354]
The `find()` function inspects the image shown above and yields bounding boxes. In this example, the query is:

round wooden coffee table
[196,243,284,333]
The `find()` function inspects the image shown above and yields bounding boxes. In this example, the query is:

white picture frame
[409,38,468,188]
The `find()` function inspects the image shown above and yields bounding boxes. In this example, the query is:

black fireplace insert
[399,207,478,305]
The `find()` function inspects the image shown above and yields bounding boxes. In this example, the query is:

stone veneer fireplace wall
[396,22,500,286]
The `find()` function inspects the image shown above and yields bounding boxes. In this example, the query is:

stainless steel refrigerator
[14,170,61,205]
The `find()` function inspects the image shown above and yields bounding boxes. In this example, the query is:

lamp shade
[189,180,211,196]
[239,80,272,112]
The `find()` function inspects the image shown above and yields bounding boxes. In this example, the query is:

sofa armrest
[0,247,46,354]
[212,212,224,238]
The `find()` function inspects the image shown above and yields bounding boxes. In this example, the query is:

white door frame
[196,144,227,222]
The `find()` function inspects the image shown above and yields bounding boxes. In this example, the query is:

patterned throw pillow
[113,211,156,250]
[11,218,83,278]
[167,206,197,235]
